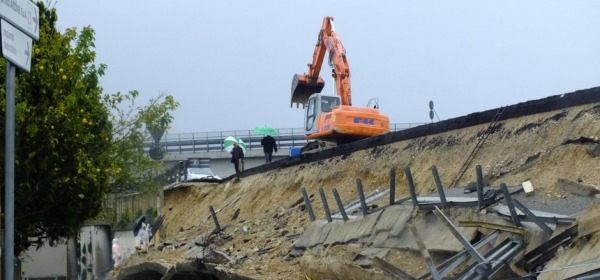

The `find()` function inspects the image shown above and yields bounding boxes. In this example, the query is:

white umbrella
[223,136,247,153]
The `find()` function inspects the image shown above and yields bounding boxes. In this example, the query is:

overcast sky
[54,1,600,135]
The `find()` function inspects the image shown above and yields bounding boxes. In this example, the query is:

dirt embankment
[123,96,600,279]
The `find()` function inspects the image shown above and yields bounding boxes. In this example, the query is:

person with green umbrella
[260,134,278,163]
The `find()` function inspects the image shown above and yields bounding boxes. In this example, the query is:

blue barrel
[290,147,302,157]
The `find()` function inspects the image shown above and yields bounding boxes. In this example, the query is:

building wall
[21,226,133,280]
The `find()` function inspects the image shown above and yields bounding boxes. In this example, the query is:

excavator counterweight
[291,74,325,107]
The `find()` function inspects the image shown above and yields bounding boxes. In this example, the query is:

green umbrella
[223,136,247,153]
[253,125,278,136]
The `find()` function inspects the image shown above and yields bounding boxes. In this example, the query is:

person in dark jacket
[230,142,244,179]
[260,135,278,163]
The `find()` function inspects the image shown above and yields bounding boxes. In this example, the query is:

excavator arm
[291,16,352,107]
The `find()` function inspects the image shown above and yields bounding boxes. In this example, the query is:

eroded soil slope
[124,101,600,279]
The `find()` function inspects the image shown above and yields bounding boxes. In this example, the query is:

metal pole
[476,165,484,210]
[410,223,442,280]
[4,61,16,280]
[513,199,553,235]
[433,206,488,265]
[431,166,448,208]
[389,168,396,205]
[318,188,332,223]
[332,188,348,221]
[356,179,368,216]
[209,205,222,233]
[405,167,418,207]
[501,183,521,227]
[301,188,316,221]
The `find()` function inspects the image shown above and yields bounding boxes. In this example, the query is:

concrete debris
[556,178,600,197]
[523,180,535,196]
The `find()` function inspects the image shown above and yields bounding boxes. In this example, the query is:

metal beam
[418,230,501,279]
[433,207,487,265]
[390,167,396,205]
[332,188,348,221]
[476,165,484,210]
[513,199,553,235]
[301,187,316,221]
[431,166,448,208]
[410,223,442,280]
[405,167,419,208]
[319,187,332,223]
[372,256,416,280]
[501,183,521,227]
[457,220,527,237]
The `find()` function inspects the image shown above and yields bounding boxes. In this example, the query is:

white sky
[54,1,600,134]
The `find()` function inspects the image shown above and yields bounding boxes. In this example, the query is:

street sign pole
[1,1,39,277]
[4,61,15,280]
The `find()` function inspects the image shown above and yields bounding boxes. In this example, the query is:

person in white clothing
[112,238,122,270]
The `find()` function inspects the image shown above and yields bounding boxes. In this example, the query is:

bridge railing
[144,123,427,154]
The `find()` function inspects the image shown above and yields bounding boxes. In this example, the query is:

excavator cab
[291,74,325,108]
[304,93,341,134]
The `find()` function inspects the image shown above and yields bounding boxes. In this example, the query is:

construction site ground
[118,92,600,279]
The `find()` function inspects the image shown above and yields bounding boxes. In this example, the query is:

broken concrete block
[522,180,534,196]
[556,178,600,197]
[577,203,600,238]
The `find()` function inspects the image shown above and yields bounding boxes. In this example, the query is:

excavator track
[300,140,338,154]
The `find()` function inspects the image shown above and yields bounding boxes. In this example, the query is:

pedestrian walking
[260,135,278,163]
[112,238,122,270]
[230,142,245,179]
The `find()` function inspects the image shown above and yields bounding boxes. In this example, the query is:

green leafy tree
[0,2,178,254]
[106,90,178,191]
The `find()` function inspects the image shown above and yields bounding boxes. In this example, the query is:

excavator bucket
[291,74,325,107]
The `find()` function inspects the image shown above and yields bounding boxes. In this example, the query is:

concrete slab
[293,220,332,249]
[185,246,207,260]
[371,230,391,248]
[384,210,477,252]
[323,220,350,246]
[353,210,384,240]
[388,210,413,237]
[337,218,364,243]
[373,205,413,233]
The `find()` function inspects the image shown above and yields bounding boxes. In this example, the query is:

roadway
[161,148,294,178]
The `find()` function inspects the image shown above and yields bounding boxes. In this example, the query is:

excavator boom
[291,16,351,108]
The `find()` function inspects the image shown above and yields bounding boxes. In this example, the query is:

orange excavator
[291,16,389,151]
